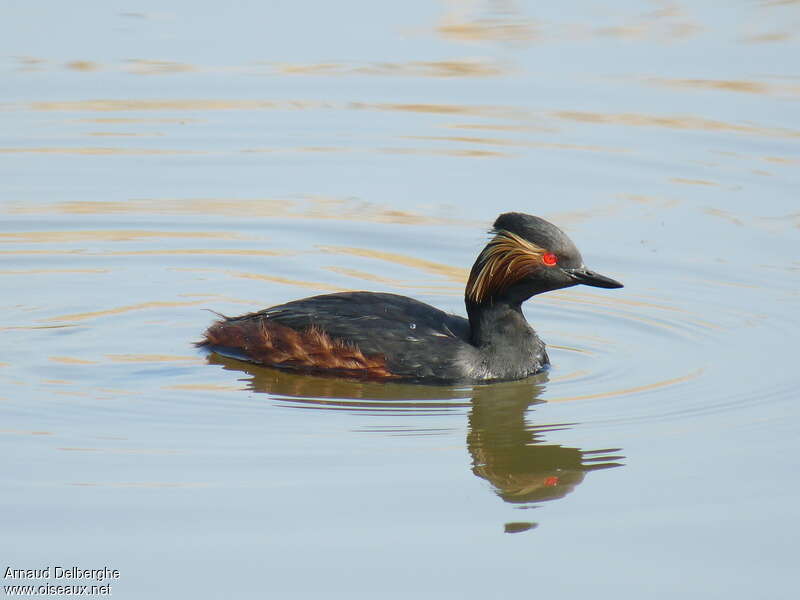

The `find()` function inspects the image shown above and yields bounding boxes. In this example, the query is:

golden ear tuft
[466,230,547,303]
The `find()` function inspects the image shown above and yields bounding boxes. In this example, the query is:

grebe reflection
[207,355,624,530]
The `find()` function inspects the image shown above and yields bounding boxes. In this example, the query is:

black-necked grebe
[198,212,623,383]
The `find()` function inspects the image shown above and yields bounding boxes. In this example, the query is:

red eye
[542,252,558,266]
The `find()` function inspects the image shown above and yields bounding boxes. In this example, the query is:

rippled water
[2,1,799,598]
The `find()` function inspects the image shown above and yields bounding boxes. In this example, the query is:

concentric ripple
[532,262,797,427]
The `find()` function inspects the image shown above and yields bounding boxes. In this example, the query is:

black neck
[465,298,531,347]
[465,273,549,343]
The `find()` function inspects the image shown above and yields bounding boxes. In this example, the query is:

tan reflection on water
[65,60,100,71]
[43,300,208,323]
[76,118,203,124]
[648,77,800,96]
[437,20,536,42]
[704,207,744,226]
[58,447,179,454]
[552,110,800,138]
[0,230,245,243]
[166,383,242,392]
[713,150,800,168]
[367,102,527,119]
[15,55,46,71]
[593,22,702,41]
[762,155,799,166]
[46,57,507,78]
[276,59,506,78]
[49,357,98,365]
[0,324,76,331]
[104,354,199,363]
[670,177,722,187]
[126,59,196,74]
[436,0,538,43]
[0,147,201,156]
[6,197,446,226]
[546,368,703,403]
[0,249,281,258]
[30,99,294,111]
[403,134,628,153]
[7,198,284,216]
[325,266,455,291]
[548,289,695,317]
[741,32,793,43]
[177,268,349,293]
[557,194,682,227]
[547,344,596,356]
[543,291,722,337]
[379,147,511,158]
[445,122,558,133]
[436,0,704,44]
[87,132,164,138]
[33,96,520,122]
[30,98,794,140]
[0,268,109,275]
[547,369,591,384]
[317,246,466,283]
[104,249,287,257]
[69,482,208,488]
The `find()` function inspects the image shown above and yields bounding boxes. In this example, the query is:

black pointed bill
[564,267,623,289]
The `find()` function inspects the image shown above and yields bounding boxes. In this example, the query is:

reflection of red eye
[542,253,558,266]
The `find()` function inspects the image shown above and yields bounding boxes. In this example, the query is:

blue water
[2,1,799,598]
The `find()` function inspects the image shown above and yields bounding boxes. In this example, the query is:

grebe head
[466,212,623,306]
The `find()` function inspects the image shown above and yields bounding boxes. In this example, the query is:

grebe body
[199,213,623,383]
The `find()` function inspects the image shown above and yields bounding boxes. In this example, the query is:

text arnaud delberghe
[4,567,120,582]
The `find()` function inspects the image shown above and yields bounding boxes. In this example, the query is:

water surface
[2,1,799,598]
